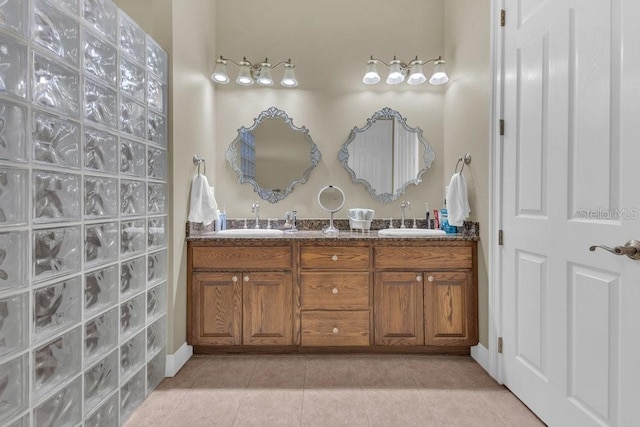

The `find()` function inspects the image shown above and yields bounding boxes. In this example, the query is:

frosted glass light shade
[407,63,426,85]
[211,60,229,84]
[256,63,274,86]
[280,63,298,87]
[386,60,404,84]
[236,62,254,86]
[429,61,449,85]
[362,61,380,85]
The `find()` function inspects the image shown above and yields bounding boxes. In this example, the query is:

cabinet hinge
[500,9,506,27]
[499,119,505,136]
[498,230,504,246]
[498,337,503,353]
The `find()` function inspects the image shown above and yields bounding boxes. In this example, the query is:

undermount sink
[216,229,284,237]
[377,228,447,237]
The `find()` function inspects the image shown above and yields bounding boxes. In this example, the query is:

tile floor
[125,354,545,426]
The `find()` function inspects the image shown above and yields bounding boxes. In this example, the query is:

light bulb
[362,60,380,85]
[407,62,426,85]
[386,59,404,84]
[236,61,254,86]
[211,58,229,84]
[256,62,274,86]
[280,62,298,87]
[429,60,449,85]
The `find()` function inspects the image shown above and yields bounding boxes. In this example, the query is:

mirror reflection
[338,107,435,203]
[226,107,321,203]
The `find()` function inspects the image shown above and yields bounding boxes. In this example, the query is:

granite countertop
[186,219,479,242]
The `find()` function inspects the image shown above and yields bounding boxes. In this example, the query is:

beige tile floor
[125,354,545,427]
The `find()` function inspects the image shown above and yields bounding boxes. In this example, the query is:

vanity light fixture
[211,56,299,87]
[363,55,449,86]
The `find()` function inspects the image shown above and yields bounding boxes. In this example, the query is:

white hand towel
[188,174,218,226]
[446,173,470,226]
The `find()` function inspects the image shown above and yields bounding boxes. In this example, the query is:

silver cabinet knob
[590,240,640,260]
[332,327,339,334]
[243,275,250,282]
[427,276,434,282]
[332,255,338,261]
[332,287,339,294]
[232,276,238,283]
[416,276,422,282]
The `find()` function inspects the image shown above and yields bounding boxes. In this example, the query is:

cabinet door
[243,272,293,345]
[424,271,478,346]
[374,272,424,345]
[192,272,242,345]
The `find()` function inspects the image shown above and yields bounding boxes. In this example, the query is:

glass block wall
[0,0,169,425]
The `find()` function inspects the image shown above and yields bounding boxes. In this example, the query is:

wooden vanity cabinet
[374,272,424,345]
[188,243,294,347]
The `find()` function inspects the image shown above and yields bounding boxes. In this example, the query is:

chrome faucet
[251,201,260,228]
[400,201,410,228]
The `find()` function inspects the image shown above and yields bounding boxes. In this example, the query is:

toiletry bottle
[425,203,430,229]
[221,205,227,230]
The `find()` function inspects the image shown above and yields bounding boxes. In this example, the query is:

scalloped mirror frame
[338,107,436,203]
[226,107,322,203]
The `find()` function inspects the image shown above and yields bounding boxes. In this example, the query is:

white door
[501,0,640,425]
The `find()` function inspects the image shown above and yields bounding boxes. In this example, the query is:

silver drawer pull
[332,287,339,294]
[232,276,238,283]
[416,276,422,282]
[332,255,338,261]
[332,327,339,334]
[243,275,250,282]
[427,276,434,282]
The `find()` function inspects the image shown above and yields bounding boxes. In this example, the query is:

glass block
[33,326,82,401]
[0,35,28,99]
[120,56,145,101]
[85,78,117,129]
[147,110,166,147]
[0,167,28,226]
[147,316,165,358]
[32,0,79,65]
[33,52,80,117]
[120,293,144,340]
[85,175,118,218]
[85,392,118,427]
[147,216,166,249]
[120,138,145,177]
[85,307,117,365]
[147,350,165,393]
[148,182,166,215]
[32,110,80,168]
[84,127,117,173]
[83,0,116,43]
[83,28,117,87]
[0,0,28,37]
[147,75,165,113]
[121,219,145,258]
[84,221,118,267]
[121,366,145,420]
[146,37,167,82]
[120,256,145,300]
[49,0,79,16]
[0,354,28,423]
[0,293,28,358]
[84,349,118,414]
[120,179,145,216]
[120,329,144,379]
[5,412,29,427]
[33,170,80,223]
[33,275,82,343]
[0,231,28,291]
[147,249,167,286]
[147,282,166,321]
[34,375,81,427]
[118,10,145,64]
[84,264,118,318]
[33,226,81,282]
[147,147,167,180]
[120,97,145,139]
[0,99,28,162]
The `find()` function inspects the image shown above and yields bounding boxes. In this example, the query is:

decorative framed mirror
[338,107,435,203]
[226,107,321,203]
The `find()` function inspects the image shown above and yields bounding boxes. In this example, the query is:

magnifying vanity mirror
[317,185,345,235]
[338,107,435,203]
[226,107,321,203]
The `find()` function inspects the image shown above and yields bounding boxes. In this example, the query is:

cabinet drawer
[192,246,291,270]
[374,246,472,270]
[301,273,370,310]
[301,311,369,346]
[300,246,369,270]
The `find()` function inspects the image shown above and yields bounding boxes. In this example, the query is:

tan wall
[443,0,491,347]
[214,0,446,220]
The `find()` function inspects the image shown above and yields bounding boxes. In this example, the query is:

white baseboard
[471,343,490,374]
[165,342,193,377]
